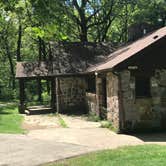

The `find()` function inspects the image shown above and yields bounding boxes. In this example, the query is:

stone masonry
[83,69,166,131]
[106,72,120,130]
[120,69,166,131]
[58,77,87,113]
[86,93,97,115]
[86,76,106,118]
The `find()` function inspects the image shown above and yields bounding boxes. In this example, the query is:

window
[135,76,150,97]
[86,76,96,93]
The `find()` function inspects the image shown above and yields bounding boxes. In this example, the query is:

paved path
[28,128,143,150]
[0,134,93,166]
[1,114,166,166]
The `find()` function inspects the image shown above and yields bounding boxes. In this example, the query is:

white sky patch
[5,16,10,22]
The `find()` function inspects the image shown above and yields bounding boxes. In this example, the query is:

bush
[0,88,18,101]
[100,120,117,132]
[87,112,100,122]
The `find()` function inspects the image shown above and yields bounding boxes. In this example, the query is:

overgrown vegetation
[100,120,117,131]
[44,145,166,166]
[87,112,117,132]
[87,112,101,122]
[57,114,68,128]
[0,103,25,133]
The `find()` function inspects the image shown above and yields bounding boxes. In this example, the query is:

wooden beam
[18,79,25,114]
[56,78,60,113]
[51,78,56,112]
[95,75,101,117]
[118,74,125,131]
[37,79,42,103]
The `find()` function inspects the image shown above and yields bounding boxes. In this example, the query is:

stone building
[86,26,166,132]
[16,27,166,132]
[16,42,114,114]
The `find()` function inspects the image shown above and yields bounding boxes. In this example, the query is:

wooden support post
[95,73,107,119]
[101,77,107,119]
[118,74,125,131]
[56,78,60,113]
[37,78,42,103]
[95,73,101,117]
[51,78,56,112]
[18,79,25,114]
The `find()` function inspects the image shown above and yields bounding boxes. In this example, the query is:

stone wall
[86,76,106,118]
[120,69,166,131]
[151,69,166,129]
[63,69,166,131]
[106,72,120,130]
[119,70,138,130]
[86,93,97,114]
[58,77,87,113]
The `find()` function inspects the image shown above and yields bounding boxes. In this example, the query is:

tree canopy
[0,0,165,100]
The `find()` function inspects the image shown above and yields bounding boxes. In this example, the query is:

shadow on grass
[0,111,12,115]
[0,103,17,115]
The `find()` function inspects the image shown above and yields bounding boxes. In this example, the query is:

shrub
[87,112,100,122]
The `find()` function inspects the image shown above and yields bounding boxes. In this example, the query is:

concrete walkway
[28,128,144,150]
[0,134,93,166]
[1,114,166,166]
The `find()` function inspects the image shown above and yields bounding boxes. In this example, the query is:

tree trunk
[16,24,22,61]
[80,24,88,42]
[101,20,113,42]
[124,0,128,43]
[73,0,88,42]
[37,37,43,102]
[4,38,15,89]
[48,43,53,61]
[41,39,47,60]
[38,36,42,61]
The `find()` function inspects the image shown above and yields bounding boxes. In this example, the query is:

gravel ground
[22,114,61,130]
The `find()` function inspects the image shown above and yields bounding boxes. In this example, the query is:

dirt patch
[22,114,61,130]
[61,115,101,129]
[22,114,101,131]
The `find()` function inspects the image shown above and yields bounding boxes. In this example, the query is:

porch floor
[25,105,54,115]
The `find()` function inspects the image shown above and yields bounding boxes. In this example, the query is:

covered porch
[18,76,58,114]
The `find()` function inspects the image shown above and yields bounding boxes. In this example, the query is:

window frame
[135,75,151,98]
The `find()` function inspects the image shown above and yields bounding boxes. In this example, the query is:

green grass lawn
[46,145,166,166]
[0,103,25,134]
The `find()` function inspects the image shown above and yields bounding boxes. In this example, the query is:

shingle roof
[16,42,114,78]
[16,27,166,78]
[87,26,166,72]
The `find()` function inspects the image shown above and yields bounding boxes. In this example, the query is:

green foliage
[45,145,166,166]
[24,80,51,106]
[57,114,68,128]
[0,0,165,101]
[87,112,101,122]
[100,120,113,128]
[0,103,25,133]
[42,92,51,102]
